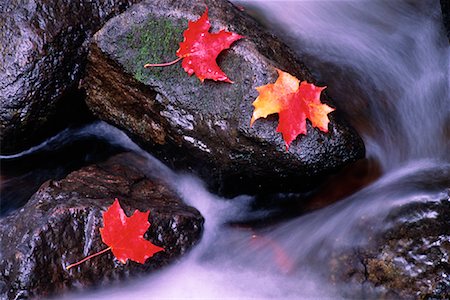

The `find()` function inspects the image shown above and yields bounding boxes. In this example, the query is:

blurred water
[76,1,447,298]
[60,130,448,300]
[2,0,449,299]
[244,0,449,169]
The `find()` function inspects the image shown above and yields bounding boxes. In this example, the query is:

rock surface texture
[330,194,450,299]
[0,152,204,299]
[0,0,140,154]
[85,0,365,196]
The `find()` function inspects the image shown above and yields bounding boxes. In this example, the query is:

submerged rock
[330,193,450,299]
[84,0,365,196]
[0,152,204,299]
[0,0,140,154]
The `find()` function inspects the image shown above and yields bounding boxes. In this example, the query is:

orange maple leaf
[251,69,335,150]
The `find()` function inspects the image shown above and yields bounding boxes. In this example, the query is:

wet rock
[84,0,365,196]
[0,152,204,299]
[0,124,127,215]
[0,0,141,154]
[330,193,450,299]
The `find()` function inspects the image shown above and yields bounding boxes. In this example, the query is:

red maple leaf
[66,199,163,269]
[144,7,243,83]
[100,199,164,264]
[176,7,243,82]
[251,69,335,150]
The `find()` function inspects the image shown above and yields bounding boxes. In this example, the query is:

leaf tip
[284,138,292,152]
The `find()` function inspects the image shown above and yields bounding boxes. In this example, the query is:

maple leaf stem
[66,246,112,270]
[144,57,182,68]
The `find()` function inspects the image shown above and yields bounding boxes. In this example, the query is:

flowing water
[1,0,449,299]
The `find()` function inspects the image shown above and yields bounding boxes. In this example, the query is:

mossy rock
[85,0,365,195]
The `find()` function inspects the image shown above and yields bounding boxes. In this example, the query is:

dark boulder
[330,194,450,299]
[0,0,141,154]
[0,152,204,299]
[84,0,365,196]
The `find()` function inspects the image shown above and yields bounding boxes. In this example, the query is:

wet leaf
[251,69,334,150]
[144,7,243,83]
[176,7,243,82]
[100,199,164,264]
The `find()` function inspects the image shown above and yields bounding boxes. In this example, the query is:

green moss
[118,18,186,83]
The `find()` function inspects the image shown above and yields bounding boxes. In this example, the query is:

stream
[1,0,449,299]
